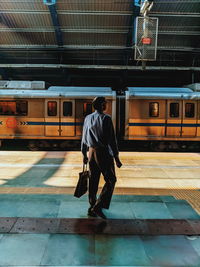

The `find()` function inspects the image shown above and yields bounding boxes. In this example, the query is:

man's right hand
[83,156,88,164]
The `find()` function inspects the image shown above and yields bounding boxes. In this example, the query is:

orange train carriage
[0,81,116,150]
[0,80,200,151]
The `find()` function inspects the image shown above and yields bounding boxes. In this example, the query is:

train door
[197,101,200,137]
[166,100,182,137]
[60,100,75,136]
[74,99,113,137]
[75,100,93,136]
[45,99,60,136]
[181,101,197,137]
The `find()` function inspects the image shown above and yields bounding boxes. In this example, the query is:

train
[0,80,200,151]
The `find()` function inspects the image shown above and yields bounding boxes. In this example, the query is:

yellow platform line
[0,186,197,195]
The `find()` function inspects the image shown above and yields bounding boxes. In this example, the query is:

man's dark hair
[92,97,106,110]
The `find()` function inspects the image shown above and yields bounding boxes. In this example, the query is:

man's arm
[81,118,88,164]
[105,116,122,168]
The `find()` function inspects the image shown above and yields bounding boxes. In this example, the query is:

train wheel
[151,141,167,152]
[38,141,50,149]
[28,141,39,151]
[167,142,179,151]
[60,140,79,150]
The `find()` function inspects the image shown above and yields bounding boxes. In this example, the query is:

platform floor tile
[112,195,163,202]
[0,199,26,217]
[0,234,49,266]
[104,202,135,219]
[190,237,200,258]
[0,197,60,218]
[160,195,185,203]
[130,202,173,219]
[0,194,199,220]
[0,234,200,266]
[166,202,200,219]
[58,201,89,218]
[95,235,150,266]
[141,235,200,267]
[40,234,95,266]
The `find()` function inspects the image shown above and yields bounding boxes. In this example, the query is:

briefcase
[74,164,89,198]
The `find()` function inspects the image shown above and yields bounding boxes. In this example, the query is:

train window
[48,101,57,116]
[0,101,27,116]
[83,102,93,116]
[149,102,159,117]
[170,103,179,117]
[63,102,72,116]
[185,103,195,118]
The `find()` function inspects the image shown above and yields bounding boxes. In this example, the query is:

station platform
[0,151,200,266]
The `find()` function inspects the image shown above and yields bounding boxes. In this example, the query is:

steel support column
[43,0,63,47]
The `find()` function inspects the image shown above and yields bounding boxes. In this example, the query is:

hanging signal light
[142,37,152,45]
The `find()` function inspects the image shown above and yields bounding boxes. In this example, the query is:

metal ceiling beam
[0,10,132,16]
[0,45,127,49]
[0,28,128,34]
[0,45,199,51]
[159,31,200,36]
[0,28,55,32]
[0,11,49,14]
[150,13,200,17]
[1,28,199,36]
[62,29,128,34]
[0,64,200,71]
[43,0,63,47]
[2,10,199,17]
[58,11,132,16]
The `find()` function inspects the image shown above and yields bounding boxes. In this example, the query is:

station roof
[0,0,200,86]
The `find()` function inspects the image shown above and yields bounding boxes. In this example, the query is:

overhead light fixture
[43,0,56,5]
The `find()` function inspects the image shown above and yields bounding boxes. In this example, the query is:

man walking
[81,96,122,219]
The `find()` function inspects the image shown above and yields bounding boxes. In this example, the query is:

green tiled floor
[0,194,199,266]
[130,202,173,219]
[141,235,200,267]
[166,202,200,219]
[0,194,199,220]
[41,234,95,266]
[0,234,200,266]
[95,235,150,266]
[0,234,49,266]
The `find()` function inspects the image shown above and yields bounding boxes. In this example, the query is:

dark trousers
[88,147,116,209]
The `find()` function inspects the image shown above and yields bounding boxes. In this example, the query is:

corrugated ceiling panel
[62,32,127,46]
[0,0,48,11]
[152,0,200,13]
[158,16,200,32]
[59,13,131,29]
[0,32,56,46]
[0,50,59,64]
[61,50,126,63]
[56,0,132,12]
[158,35,200,48]
[0,12,52,28]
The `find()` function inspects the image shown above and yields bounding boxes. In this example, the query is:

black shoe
[87,207,97,217]
[92,207,107,219]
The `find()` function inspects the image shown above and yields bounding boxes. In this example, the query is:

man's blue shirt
[81,110,118,158]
